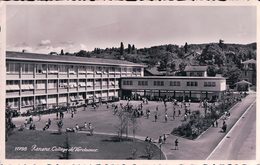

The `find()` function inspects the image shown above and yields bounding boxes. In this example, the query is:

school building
[120,76,226,102]
[6,51,144,113]
[6,51,227,114]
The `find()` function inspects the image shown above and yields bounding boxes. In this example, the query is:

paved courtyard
[12,100,206,140]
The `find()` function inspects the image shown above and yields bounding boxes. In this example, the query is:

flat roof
[184,65,208,72]
[121,76,225,80]
[6,51,144,67]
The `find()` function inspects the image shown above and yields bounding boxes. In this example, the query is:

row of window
[187,81,198,87]
[170,81,181,86]
[7,91,118,107]
[6,62,142,74]
[123,80,217,87]
[7,80,118,91]
[204,82,216,87]
[123,80,133,86]
[154,81,164,86]
[138,81,148,86]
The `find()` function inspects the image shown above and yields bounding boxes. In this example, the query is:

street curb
[205,100,256,160]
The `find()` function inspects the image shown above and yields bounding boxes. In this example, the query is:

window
[187,81,198,86]
[170,81,181,86]
[36,64,47,74]
[69,65,77,74]
[87,80,94,87]
[22,97,33,107]
[109,67,115,73]
[79,80,86,87]
[59,79,68,88]
[87,66,94,74]
[78,66,86,74]
[103,67,109,74]
[6,98,19,108]
[36,96,46,105]
[154,81,164,86]
[48,95,57,104]
[48,80,57,89]
[204,82,216,87]
[36,80,46,90]
[123,80,133,85]
[59,65,68,74]
[21,80,34,90]
[6,80,20,91]
[6,63,20,74]
[96,67,103,74]
[122,67,127,73]
[48,64,58,74]
[69,80,77,88]
[127,67,132,73]
[22,63,34,74]
[115,67,121,74]
[138,81,148,86]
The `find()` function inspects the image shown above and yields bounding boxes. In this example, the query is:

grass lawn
[6,130,165,160]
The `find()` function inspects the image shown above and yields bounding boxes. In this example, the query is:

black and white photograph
[3,4,257,161]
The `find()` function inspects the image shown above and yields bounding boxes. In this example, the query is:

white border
[1,1,259,165]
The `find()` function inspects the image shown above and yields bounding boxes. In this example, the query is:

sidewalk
[160,93,256,160]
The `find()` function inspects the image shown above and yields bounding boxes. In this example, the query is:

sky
[6,5,256,54]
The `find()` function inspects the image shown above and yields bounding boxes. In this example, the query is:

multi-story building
[6,51,144,113]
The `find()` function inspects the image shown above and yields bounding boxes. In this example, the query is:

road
[207,102,256,160]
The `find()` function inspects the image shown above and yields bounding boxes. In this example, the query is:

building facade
[6,51,144,113]
[120,76,226,102]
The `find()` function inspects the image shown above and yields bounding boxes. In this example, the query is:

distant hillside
[55,41,256,85]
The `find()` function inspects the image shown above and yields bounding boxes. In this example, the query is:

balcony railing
[48,88,58,94]
[6,74,20,80]
[6,91,20,97]
[21,90,34,96]
[35,89,46,95]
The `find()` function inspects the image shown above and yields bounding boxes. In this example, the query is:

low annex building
[121,65,226,102]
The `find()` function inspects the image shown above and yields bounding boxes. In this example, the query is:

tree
[219,39,225,50]
[223,66,242,86]
[120,42,124,56]
[5,106,15,141]
[116,109,128,141]
[179,62,186,72]
[128,44,132,54]
[132,44,135,51]
[177,49,185,59]
[60,49,64,55]
[207,65,217,77]
[75,50,90,57]
[198,44,225,67]
[184,42,188,53]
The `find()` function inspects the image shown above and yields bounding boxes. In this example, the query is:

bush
[172,92,243,139]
